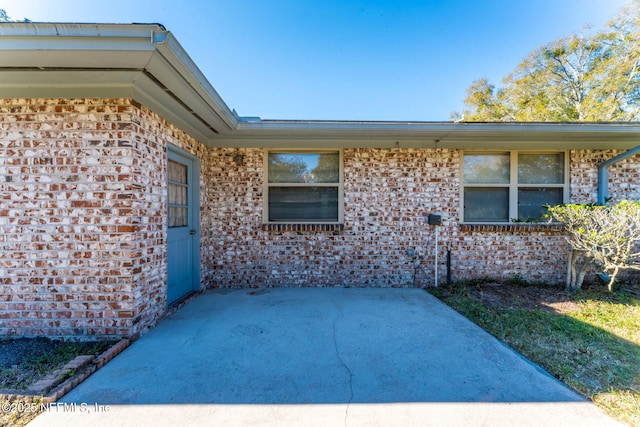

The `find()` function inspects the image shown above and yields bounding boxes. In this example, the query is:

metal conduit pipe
[597,145,640,205]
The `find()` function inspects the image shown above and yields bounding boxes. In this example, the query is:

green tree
[0,8,31,23]
[594,3,640,120]
[267,154,308,183]
[311,153,339,183]
[454,78,513,121]
[453,1,639,122]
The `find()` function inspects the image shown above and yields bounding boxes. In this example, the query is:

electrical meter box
[427,214,442,225]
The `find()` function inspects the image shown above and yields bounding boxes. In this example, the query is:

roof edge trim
[0,22,239,138]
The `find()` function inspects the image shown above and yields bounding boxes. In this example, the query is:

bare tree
[548,201,640,291]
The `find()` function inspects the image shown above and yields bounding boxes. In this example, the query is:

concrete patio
[29,288,621,426]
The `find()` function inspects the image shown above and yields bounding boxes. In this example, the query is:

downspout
[597,145,640,205]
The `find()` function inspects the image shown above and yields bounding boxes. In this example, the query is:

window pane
[269,187,338,222]
[463,153,510,184]
[268,153,339,183]
[168,160,189,228]
[518,153,564,184]
[168,160,187,184]
[464,188,509,222]
[168,206,188,227]
[168,183,187,206]
[518,188,563,220]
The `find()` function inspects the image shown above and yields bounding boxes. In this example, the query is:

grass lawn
[429,282,640,427]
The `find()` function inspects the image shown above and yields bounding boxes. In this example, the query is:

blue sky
[3,0,631,121]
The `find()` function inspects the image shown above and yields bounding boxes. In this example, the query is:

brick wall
[205,148,454,287]
[204,148,563,287]
[2,98,638,339]
[571,149,640,203]
[0,99,206,339]
[454,224,566,284]
[204,147,639,288]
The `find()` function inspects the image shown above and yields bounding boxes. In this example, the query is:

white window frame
[461,150,569,223]
[263,149,344,224]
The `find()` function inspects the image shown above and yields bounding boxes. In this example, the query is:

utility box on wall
[427,214,442,225]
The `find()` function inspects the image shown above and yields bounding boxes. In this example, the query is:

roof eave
[0,23,639,150]
[209,120,640,149]
[0,22,238,141]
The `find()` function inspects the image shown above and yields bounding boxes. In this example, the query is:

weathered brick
[2,98,638,340]
[0,99,174,339]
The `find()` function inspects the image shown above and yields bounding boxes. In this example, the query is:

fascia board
[208,136,640,150]
[210,122,640,149]
[0,24,158,68]
[151,32,238,131]
[0,23,162,38]
[236,120,640,134]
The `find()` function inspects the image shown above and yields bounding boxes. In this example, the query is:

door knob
[189,230,196,235]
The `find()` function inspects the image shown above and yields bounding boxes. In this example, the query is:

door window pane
[168,160,189,228]
[168,206,188,227]
[464,188,509,222]
[269,187,338,222]
[268,153,339,183]
[168,182,187,206]
[169,160,187,184]
[518,153,564,184]
[518,188,564,220]
[463,153,510,184]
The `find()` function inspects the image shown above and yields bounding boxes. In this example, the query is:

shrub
[547,200,640,291]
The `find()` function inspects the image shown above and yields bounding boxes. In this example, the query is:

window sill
[459,223,563,232]
[262,223,345,232]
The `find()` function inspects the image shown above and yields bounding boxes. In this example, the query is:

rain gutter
[597,144,640,205]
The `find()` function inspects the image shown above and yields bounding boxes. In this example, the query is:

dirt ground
[463,282,581,313]
[453,281,639,314]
